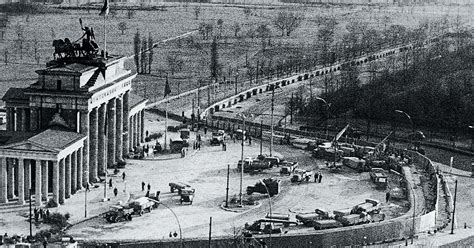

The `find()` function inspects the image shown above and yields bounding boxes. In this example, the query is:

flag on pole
[334,124,349,142]
[164,75,171,97]
[99,0,109,16]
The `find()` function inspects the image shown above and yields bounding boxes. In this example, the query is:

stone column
[123,91,130,156]
[116,96,123,162]
[17,159,25,205]
[133,114,138,147]
[65,154,71,199]
[7,159,14,199]
[89,107,98,182]
[0,157,7,203]
[98,103,107,175]
[20,108,27,132]
[80,111,89,187]
[107,98,116,168]
[71,151,77,194]
[59,158,65,204]
[6,108,12,131]
[35,160,42,206]
[15,108,21,132]
[52,160,59,205]
[30,108,38,132]
[140,110,145,143]
[129,115,134,151]
[24,159,31,199]
[41,161,48,201]
[77,147,83,190]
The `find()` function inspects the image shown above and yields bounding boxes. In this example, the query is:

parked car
[235,129,247,140]
[170,138,189,153]
[339,213,372,226]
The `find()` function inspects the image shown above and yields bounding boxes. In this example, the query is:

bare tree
[141,39,148,74]
[127,8,135,19]
[194,6,201,20]
[233,22,241,37]
[148,33,153,74]
[166,53,184,75]
[273,10,304,36]
[134,30,141,73]
[118,22,128,35]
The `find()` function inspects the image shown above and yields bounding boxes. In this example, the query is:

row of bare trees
[133,31,153,74]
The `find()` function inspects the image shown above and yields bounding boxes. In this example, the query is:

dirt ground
[60,111,407,240]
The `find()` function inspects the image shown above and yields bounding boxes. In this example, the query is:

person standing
[113,187,118,197]
[248,136,252,145]
[142,181,145,191]
[122,172,126,181]
[386,191,391,203]
[147,183,151,191]
[319,173,323,183]
[109,178,113,188]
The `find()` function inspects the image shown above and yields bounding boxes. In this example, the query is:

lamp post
[315,97,330,140]
[84,170,89,218]
[395,110,414,147]
[159,202,183,248]
[405,176,416,244]
[259,179,272,248]
[236,113,249,207]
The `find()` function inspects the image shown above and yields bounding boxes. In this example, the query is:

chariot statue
[52,18,99,59]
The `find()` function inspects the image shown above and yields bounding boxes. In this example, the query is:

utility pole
[451,180,458,234]
[29,188,32,239]
[290,93,294,124]
[234,74,238,95]
[270,87,275,157]
[225,164,230,208]
[208,217,212,248]
[260,120,263,156]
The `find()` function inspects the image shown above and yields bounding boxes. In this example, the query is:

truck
[169,138,189,153]
[246,178,281,196]
[104,205,134,223]
[238,158,271,173]
[370,168,388,189]
[313,219,343,230]
[342,157,369,172]
[210,130,225,145]
[279,161,298,175]
[129,197,156,216]
[333,208,353,220]
[235,129,246,140]
[351,202,381,215]
[244,220,284,235]
[296,213,324,226]
[169,182,193,194]
[339,213,372,226]
[291,169,314,183]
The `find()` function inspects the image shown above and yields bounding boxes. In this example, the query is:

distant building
[0,50,146,206]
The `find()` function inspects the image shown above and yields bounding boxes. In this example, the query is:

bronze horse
[52,38,78,59]
[52,38,99,59]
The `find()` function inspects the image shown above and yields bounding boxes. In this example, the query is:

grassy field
[0,4,470,107]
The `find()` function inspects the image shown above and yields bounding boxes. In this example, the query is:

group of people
[142,181,152,197]
[33,207,50,223]
[314,172,323,183]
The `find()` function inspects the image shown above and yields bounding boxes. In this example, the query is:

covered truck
[246,178,281,196]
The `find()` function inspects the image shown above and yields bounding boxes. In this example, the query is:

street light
[395,110,414,147]
[315,97,330,140]
[404,176,416,244]
[259,179,272,248]
[236,113,252,207]
[159,202,183,248]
